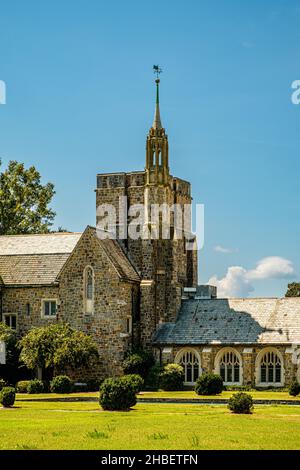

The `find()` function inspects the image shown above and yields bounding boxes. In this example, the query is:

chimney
[182,285,217,300]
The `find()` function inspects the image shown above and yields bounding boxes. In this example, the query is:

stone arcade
[0,77,300,387]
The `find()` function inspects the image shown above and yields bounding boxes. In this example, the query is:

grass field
[16,390,300,401]
[139,390,300,401]
[1,399,300,450]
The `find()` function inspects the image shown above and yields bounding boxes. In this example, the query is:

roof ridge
[0,232,82,238]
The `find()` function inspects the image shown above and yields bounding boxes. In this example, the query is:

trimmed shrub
[0,379,7,391]
[289,380,300,397]
[159,363,184,391]
[228,392,254,414]
[144,363,162,390]
[17,380,30,393]
[195,373,223,396]
[123,351,154,378]
[50,375,72,394]
[99,377,137,411]
[122,374,144,393]
[0,386,15,407]
[27,379,44,394]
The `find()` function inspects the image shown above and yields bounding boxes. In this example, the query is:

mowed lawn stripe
[0,402,300,450]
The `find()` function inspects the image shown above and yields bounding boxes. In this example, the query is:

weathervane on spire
[153,65,162,80]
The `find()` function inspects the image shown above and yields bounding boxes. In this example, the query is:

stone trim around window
[41,299,58,319]
[3,313,17,331]
[254,347,285,388]
[83,265,95,315]
[214,347,243,386]
[175,347,202,386]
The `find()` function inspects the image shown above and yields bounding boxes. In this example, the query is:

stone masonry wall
[1,285,59,336]
[58,227,137,380]
[159,344,298,387]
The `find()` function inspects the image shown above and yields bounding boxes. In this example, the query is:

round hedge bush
[289,380,300,397]
[27,379,44,394]
[50,375,72,394]
[195,373,223,395]
[228,392,254,414]
[99,377,137,411]
[122,374,144,393]
[16,380,30,393]
[0,386,16,407]
[159,363,184,391]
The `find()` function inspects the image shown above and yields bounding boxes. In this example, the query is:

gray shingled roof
[97,238,140,283]
[0,232,82,286]
[0,229,139,286]
[0,233,82,255]
[0,253,70,285]
[153,298,300,345]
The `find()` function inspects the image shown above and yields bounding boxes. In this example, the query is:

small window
[84,266,94,314]
[126,317,132,334]
[42,300,57,317]
[4,315,17,330]
[26,303,31,316]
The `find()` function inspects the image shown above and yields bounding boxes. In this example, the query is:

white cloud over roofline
[208,257,296,298]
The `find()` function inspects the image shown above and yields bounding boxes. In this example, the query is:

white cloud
[208,256,295,298]
[214,245,238,254]
[247,257,295,280]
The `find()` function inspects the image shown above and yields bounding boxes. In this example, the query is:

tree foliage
[285,282,300,297]
[19,323,99,371]
[0,322,18,367]
[0,160,55,235]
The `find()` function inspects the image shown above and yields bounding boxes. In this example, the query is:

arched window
[255,348,284,387]
[84,266,94,314]
[215,348,242,385]
[175,349,201,385]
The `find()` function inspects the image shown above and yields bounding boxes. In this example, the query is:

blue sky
[0,0,300,297]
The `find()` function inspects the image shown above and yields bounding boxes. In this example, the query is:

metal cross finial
[153,65,162,79]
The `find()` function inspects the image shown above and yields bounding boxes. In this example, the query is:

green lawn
[139,390,300,401]
[1,400,300,450]
[16,390,300,401]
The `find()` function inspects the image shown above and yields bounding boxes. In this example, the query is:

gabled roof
[153,298,300,345]
[0,253,71,286]
[0,232,82,255]
[97,238,140,283]
[0,229,139,286]
[0,232,82,286]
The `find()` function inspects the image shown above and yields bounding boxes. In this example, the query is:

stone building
[0,76,300,387]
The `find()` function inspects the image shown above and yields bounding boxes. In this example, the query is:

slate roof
[0,232,82,286]
[97,238,140,283]
[0,233,82,255]
[0,229,140,286]
[0,253,70,286]
[153,298,300,345]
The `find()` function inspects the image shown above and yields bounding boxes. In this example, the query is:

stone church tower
[96,76,197,348]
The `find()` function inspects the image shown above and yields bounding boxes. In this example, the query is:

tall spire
[152,78,162,129]
[146,65,169,185]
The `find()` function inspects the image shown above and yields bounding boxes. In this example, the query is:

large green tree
[0,160,55,235]
[285,282,300,297]
[19,323,99,378]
